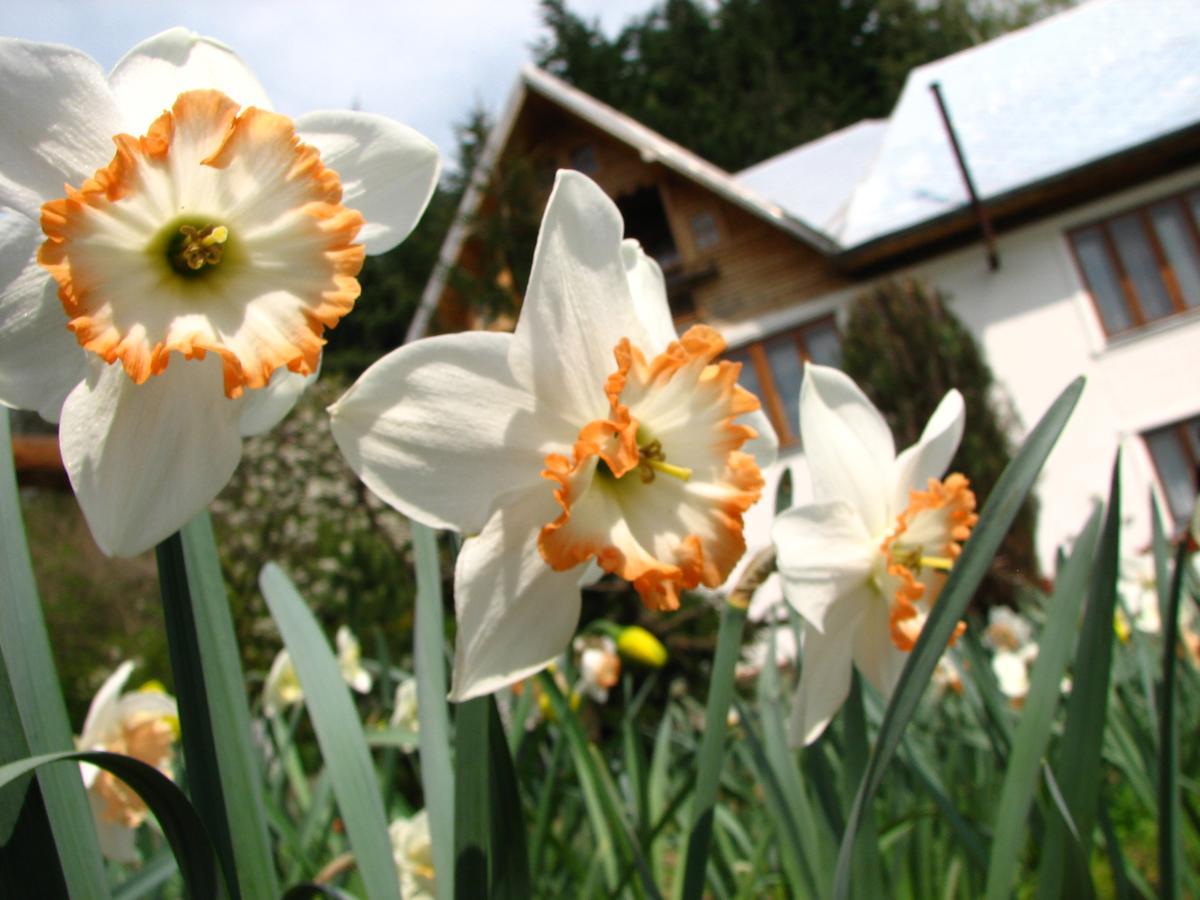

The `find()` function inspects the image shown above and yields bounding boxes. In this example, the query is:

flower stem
[677,594,748,900]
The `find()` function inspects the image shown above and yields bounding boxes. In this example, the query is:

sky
[1,0,659,175]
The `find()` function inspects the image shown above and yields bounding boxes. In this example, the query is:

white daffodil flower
[574,635,621,703]
[1117,552,1163,634]
[390,677,420,752]
[772,364,976,745]
[261,649,304,718]
[76,661,178,863]
[336,625,373,694]
[983,605,1035,652]
[331,171,777,702]
[931,653,964,698]
[0,29,440,556]
[262,625,372,717]
[991,647,1034,704]
[389,810,436,899]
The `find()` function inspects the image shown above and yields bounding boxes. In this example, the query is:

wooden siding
[435,90,849,334]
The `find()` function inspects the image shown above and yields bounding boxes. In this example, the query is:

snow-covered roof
[834,0,1200,247]
[737,120,887,236]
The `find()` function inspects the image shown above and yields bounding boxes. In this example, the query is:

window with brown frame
[1068,187,1200,336]
[1143,414,1200,530]
[725,317,842,446]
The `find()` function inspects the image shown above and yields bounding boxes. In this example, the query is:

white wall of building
[914,163,1200,569]
[733,163,1200,579]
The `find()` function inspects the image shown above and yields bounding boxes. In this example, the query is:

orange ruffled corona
[38,90,364,398]
[539,325,764,611]
[880,473,977,652]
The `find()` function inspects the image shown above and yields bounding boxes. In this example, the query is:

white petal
[114,690,177,723]
[788,612,859,746]
[992,650,1030,699]
[772,500,875,632]
[510,171,650,422]
[296,110,441,256]
[0,213,88,420]
[449,487,583,702]
[79,661,135,747]
[89,793,140,864]
[620,239,676,353]
[60,355,243,557]
[891,389,965,511]
[851,600,908,700]
[107,28,272,132]
[747,571,786,623]
[330,331,570,535]
[238,367,316,438]
[0,39,122,211]
[799,364,895,536]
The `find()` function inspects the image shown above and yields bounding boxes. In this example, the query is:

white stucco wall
[912,164,1200,569]
[731,164,1200,579]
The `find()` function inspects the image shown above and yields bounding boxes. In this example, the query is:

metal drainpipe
[930,81,1000,271]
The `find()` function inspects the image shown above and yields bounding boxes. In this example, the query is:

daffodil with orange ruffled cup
[0,29,440,555]
[771,364,976,745]
[330,171,776,702]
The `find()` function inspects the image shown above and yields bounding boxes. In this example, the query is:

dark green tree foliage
[536,0,1071,172]
[840,279,1041,605]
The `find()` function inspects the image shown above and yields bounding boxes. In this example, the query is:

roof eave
[835,122,1200,273]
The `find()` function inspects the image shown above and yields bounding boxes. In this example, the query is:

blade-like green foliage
[411,522,455,899]
[0,750,226,898]
[0,409,108,897]
[678,597,748,900]
[157,512,279,899]
[260,563,400,900]
[1033,459,1123,899]
[1156,514,1189,900]
[984,503,1102,898]
[453,695,531,899]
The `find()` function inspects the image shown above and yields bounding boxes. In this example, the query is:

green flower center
[149,218,237,280]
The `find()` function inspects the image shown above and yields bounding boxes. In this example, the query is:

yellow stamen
[636,438,693,483]
[645,458,693,482]
[919,555,954,572]
[175,223,229,271]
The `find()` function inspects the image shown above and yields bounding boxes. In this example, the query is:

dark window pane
[1186,418,1200,459]
[766,335,803,440]
[690,211,720,251]
[1111,213,1173,320]
[1145,424,1197,526]
[569,144,597,175]
[804,320,842,368]
[1072,226,1133,332]
[1150,200,1200,308]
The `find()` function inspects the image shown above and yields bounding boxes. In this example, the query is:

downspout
[930,81,1000,271]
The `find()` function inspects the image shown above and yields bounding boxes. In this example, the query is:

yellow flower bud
[617,625,668,669]
[1113,610,1131,644]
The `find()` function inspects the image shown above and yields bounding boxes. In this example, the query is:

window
[690,210,720,251]
[568,144,598,175]
[1068,188,1200,336]
[1143,414,1200,529]
[726,317,842,446]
